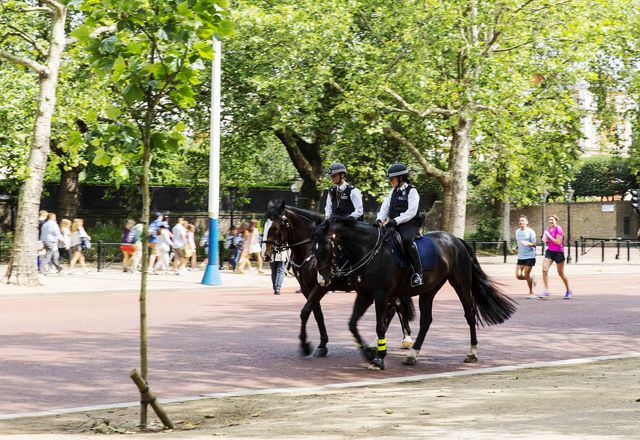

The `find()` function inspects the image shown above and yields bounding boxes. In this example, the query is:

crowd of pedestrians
[38,211,92,276]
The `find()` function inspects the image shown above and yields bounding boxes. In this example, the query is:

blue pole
[202,36,222,286]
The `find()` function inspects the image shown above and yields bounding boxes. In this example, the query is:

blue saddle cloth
[390,234,438,271]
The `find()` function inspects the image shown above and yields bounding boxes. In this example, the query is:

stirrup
[411,273,423,287]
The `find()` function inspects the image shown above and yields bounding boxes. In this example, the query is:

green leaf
[106,105,121,120]
[123,84,145,103]
[70,24,91,44]
[93,148,111,167]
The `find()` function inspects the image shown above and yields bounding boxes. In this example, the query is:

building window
[623,216,630,235]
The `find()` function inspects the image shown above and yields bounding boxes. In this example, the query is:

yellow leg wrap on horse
[377,338,387,352]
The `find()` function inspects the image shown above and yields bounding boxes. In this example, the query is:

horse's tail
[398,295,415,322]
[460,239,516,326]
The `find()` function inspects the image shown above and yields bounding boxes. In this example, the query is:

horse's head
[263,199,288,262]
[312,220,334,287]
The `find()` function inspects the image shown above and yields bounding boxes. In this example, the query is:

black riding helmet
[327,162,347,176]
[387,163,409,179]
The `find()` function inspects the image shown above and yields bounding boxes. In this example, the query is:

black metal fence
[468,240,509,263]
[576,237,640,263]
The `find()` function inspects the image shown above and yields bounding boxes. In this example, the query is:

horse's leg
[349,293,375,362]
[369,290,390,370]
[299,285,328,357]
[397,299,414,349]
[449,271,478,363]
[403,292,435,366]
[311,302,329,357]
[383,300,411,349]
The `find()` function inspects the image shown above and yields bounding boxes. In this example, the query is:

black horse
[312,217,516,370]
[263,200,415,357]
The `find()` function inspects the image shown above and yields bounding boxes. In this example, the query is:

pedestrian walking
[263,219,288,295]
[199,230,209,268]
[540,214,572,299]
[185,223,198,270]
[148,212,166,274]
[225,225,241,271]
[36,210,48,271]
[39,213,64,275]
[120,219,136,272]
[131,222,144,273]
[171,217,188,273]
[68,218,91,274]
[155,224,174,273]
[59,218,72,263]
[514,215,537,299]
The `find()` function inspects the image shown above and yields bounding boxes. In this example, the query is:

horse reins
[327,225,388,278]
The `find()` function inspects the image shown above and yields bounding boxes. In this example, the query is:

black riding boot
[408,242,423,287]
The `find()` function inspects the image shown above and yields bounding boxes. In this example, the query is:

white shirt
[171,223,186,248]
[376,183,420,225]
[324,182,364,219]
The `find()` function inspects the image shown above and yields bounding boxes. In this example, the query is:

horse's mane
[285,206,325,223]
[331,216,375,232]
[266,199,325,224]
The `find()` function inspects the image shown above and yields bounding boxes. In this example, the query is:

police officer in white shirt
[376,163,423,287]
[324,163,364,220]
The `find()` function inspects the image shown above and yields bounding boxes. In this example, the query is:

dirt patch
[1,357,639,439]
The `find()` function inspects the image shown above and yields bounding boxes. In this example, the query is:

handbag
[81,237,92,250]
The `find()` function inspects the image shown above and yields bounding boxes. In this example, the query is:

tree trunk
[57,166,82,220]
[138,134,151,429]
[274,128,324,208]
[440,117,472,237]
[500,199,511,245]
[7,6,67,286]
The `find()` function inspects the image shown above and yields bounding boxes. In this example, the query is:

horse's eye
[331,234,336,239]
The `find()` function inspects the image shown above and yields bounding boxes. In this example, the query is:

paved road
[0,267,638,416]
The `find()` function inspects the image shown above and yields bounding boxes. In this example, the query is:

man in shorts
[515,215,537,299]
[171,217,188,274]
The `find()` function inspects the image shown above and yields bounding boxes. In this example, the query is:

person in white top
[324,162,364,220]
[376,163,423,287]
[155,224,174,273]
[171,218,187,273]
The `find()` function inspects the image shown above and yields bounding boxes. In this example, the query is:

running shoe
[537,291,551,299]
[526,294,537,300]
[563,291,572,300]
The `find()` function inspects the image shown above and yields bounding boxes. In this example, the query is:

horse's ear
[321,219,330,233]
[278,199,286,215]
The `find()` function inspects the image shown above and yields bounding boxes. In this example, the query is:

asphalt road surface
[0,272,638,417]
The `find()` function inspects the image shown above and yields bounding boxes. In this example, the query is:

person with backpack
[120,219,136,273]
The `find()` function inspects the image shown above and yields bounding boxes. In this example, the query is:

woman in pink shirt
[540,214,572,299]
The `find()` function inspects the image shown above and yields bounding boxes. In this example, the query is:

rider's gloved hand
[372,219,383,228]
[387,219,397,228]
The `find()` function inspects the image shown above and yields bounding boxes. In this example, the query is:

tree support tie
[130,369,174,429]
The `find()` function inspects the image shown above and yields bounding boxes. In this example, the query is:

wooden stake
[130,369,174,429]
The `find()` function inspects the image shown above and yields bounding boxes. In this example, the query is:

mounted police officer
[324,162,364,221]
[376,163,423,287]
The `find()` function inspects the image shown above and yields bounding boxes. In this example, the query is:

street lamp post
[290,175,303,207]
[564,184,575,264]
[201,35,223,286]
[540,189,548,256]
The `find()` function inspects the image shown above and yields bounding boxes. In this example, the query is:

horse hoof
[368,358,385,370]
[313,347,328,357]
[401,340,413,350]
[300,342,313,357]
[402,356,417,366]
[363,346,377,362]
[464,354,478,363]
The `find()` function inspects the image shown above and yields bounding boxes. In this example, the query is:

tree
[1,0,70,285]
[573,156,637,199]
[343,0,597,236]
[74,0,231,428]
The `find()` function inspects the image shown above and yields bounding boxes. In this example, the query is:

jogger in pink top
[540,214,572,299]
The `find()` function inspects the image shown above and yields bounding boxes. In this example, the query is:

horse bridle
[262,212,313,267]
[317,225,387,279]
